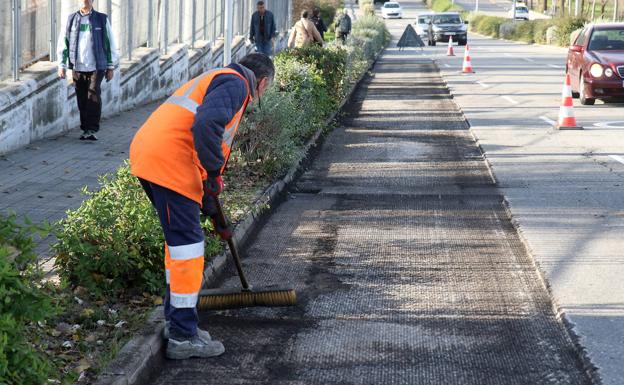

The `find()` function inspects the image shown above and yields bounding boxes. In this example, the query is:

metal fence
[1,0,291,82]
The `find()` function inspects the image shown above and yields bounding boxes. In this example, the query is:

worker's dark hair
[313,7,321,16]
[257,1,264,6]
[239,53,275,82]
[301,10,309,18]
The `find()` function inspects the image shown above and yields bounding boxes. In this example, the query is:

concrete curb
[92,52,378,385]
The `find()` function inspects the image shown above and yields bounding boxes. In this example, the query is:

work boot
[162,321,211,342]
[166,335,225,360]
[85,131,98,141]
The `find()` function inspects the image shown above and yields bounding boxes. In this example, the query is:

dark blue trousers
[139,178,204,339]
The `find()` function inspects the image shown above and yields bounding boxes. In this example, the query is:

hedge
[467,13,585,47]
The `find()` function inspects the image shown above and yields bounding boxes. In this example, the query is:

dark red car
[567,23,624,105]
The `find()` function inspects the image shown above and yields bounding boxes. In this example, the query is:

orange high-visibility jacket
[130,68,251,204]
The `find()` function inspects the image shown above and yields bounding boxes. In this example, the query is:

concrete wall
[0,33,288,155]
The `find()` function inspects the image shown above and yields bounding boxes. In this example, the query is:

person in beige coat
[288,10,323,48]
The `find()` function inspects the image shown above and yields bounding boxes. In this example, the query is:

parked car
[430,12,468,46]
[381,2,403,19]
[508,4,530,20]
[567,23,624,105]
[414,12,435,37]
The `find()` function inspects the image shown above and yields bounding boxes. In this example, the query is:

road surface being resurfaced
[150,53,594,384]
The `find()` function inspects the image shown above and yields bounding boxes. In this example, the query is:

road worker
[129,53,275,359]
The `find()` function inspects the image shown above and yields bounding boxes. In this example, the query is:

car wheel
[459,40,467,46]
[431,41,437,46]
[579,74,595,106]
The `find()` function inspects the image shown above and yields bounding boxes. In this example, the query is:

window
[574,28,587,46]
[433,15,462,24]
[588,28,624,51]
[418,16,432,24]
[385,3,400,7]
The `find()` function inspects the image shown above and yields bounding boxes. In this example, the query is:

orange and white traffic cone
[447,36,455,56]
[556,73,583,130]
[462,44,474,73]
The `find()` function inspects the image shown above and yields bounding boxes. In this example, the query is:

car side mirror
[464,20,469,24]
[569,45,583,53]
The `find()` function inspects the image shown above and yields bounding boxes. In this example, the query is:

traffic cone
[462,44,473,73]
[556,73,583,130]
[447,36,455,56]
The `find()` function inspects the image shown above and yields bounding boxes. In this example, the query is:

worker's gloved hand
[204,175,224,197]
[210,215,233,241]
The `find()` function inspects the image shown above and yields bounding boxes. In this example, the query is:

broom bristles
[197,289,296,310]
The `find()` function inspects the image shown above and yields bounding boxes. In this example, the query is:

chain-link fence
[1,0,291,82]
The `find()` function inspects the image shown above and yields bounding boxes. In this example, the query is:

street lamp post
[475,0,479,12]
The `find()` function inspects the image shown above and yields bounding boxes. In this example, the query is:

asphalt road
[386,1,624,383]
[148,11,595,385]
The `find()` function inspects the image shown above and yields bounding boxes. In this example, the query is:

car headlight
[605,68,614,77]
[589,63,603,78]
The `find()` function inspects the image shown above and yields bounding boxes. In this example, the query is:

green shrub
[0,214,53,385]
[553,17,585,46]
[358,0,376,16]
[427,0,463,12]
[469,13,585,47]
[54,164,224,298]
[469,14,506,38]
[285,44,349,103]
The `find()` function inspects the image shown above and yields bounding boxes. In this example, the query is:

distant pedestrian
[249,1,277,56]
[288,10,324,48]
[57,0,118,141]
[311,7,327,41]
[335,9,352,44]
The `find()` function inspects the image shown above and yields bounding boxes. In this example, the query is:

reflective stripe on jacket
[130,68,251,204]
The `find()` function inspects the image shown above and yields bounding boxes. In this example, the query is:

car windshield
[516,7,528,12]
[588,28,624,50]
[418,16,432,24]
[385,3,400,7]
[433,15,462,24]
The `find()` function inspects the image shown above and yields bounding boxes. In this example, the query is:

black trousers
[72,70,105,133]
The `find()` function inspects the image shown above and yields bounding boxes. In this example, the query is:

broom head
[198,286,296,310]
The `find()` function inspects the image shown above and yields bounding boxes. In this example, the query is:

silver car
[415,12,435,37]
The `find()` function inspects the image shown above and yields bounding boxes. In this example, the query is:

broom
[197,196,297,310]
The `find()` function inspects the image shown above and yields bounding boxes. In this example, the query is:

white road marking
[476,81,489,88]
[504,53,513,57]
[609,155,624,165]
[540,116,557,126]
[502,95,519,105]
[594,121,624,129]
[522,57,535,63]
[548,64,563,69]
[444,63,451,68]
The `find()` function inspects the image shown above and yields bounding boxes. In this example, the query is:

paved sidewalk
[0,101,157,270]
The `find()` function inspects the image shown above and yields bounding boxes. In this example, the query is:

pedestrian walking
[57,0,118,141]
[249,1,277,56]
[311,7,327,41]
[129,53,275,360]
[335,9,352,44]
[288,10,324,49]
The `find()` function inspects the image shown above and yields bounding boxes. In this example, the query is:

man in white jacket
[57,0,118,141]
